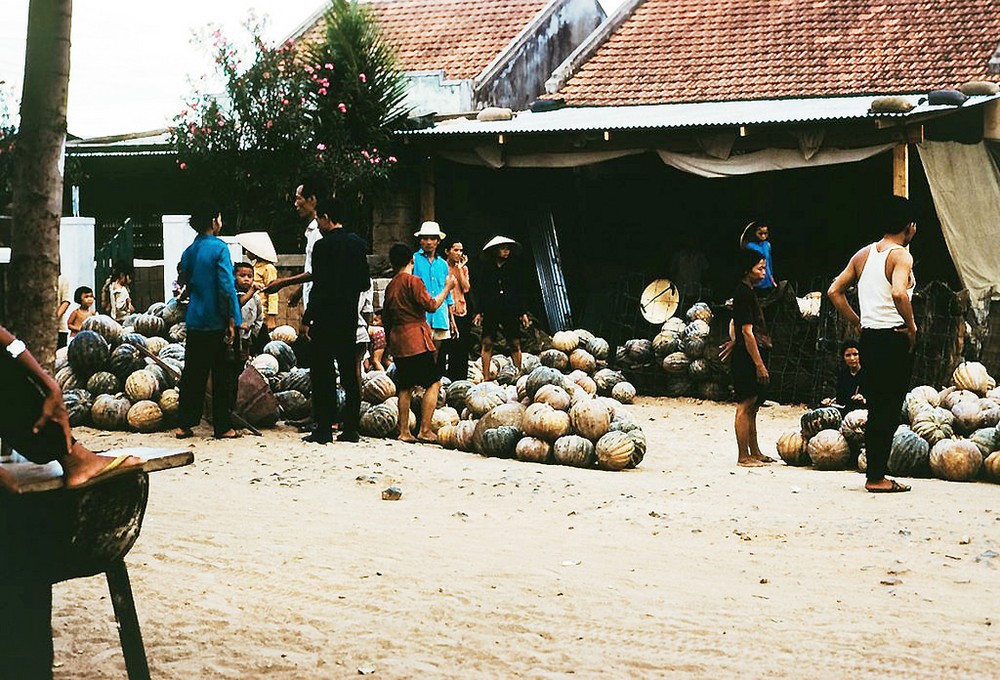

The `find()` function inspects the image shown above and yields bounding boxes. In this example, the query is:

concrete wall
[473,0,605,110]
[405,72,473,116]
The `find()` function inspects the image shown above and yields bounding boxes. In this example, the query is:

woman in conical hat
[475,235,529,380]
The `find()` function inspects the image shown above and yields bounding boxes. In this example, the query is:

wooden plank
[893,144,909,198]
[1,448,193,494]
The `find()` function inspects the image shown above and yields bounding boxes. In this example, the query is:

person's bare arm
[827,249,864,335]
[889,248,917,350]
[0,325,72,451]
[456,264,471,293]
[57,300,69,319]
[741,323,769,383]
[264,272,312,294]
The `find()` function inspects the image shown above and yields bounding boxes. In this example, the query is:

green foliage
[171,2,409,243]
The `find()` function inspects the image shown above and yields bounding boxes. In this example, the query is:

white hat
[236,231,278,263]
[481,235,521,259]
[413,221,446,239]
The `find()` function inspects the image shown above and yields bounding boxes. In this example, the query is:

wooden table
[0,447,193,680]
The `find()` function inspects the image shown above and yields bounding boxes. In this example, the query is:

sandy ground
[50,397,1000,679]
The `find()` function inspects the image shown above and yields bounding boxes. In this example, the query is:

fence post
[161,215,191,303]
[60,216,96,293]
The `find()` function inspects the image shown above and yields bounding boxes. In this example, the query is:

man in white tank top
[827,196,917,493]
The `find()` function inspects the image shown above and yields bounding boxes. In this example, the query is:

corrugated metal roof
[402,94,1000,136]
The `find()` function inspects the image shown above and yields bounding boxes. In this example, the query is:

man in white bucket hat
[411,221,454,359]
[474,235,530,381]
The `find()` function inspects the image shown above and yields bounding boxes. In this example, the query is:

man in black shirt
[266,197,370,443]
[473,236,530,381]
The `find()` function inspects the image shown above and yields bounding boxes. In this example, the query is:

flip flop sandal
[867,479,911,493]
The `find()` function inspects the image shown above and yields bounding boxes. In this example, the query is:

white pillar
[219,236,243,269]
[59,217,96,292]
[162,215,192,302]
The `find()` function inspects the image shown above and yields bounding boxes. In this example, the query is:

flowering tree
[172,0,408,244]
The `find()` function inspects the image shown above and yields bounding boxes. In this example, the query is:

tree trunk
[10,0,73,370]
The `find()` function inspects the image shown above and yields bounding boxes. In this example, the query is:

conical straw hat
[236,232,278,263]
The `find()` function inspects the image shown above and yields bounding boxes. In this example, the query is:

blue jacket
[412,249,452,330]
[180,233,241,331]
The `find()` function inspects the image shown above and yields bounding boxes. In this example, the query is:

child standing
[366,310,388,372]
[67,286,96,338]
[234,262,262,364]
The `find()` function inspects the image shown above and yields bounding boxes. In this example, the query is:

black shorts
[730,345,769,405]
[394,352,441,390]
[482,312,522,343]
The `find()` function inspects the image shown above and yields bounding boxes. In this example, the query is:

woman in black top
[730,249,774,467]
[823,340,865,413]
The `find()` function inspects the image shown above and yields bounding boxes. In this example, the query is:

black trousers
[443,313,472,381]
[860,328,913,482]
[177,329,234,436]
[309,325,361,436]
[0,353,68,464]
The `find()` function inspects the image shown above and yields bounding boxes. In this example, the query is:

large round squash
[109,343,145,382]
[652,330,681,359]
[908,385,941,407]
[481,426,520,458]
[276,390,311,420]
[278,368,312,396]
[91,394,131,430]
[661,352,691,376]
[682,320,711,340]
[584,337,609,360]
[160,299,185,327]
[525,366,567,400]
[168,323,187,343]
[144,336,169,356]
[430,407,460,432]
[569,399,612,441]
[125,369,160,403]
[522,403,571,442]
[940,388,979,412]
[158,388,180,419]
[979,399,1000,428]
[263,340,297,371]
[86,371,121,397]
[63,389,93,427]
[593,369,626,396]
[539,349,570,372]
[611,381,636,404]
[67,330,110,379]
[81,314,123,346]
[454,420,478,452]
[953,361,995,395]
[682,335,707,359]
[686,302,713,324]
[515,436,551,464]
[251,354,280,379]
[472,403,525,453]
[551,330,580,353]
[445,380,475,411]
[533,384,571,411]
[969,427,1000,459]
[133,314,166,338]
[951,400,983,436]
[623,339,654,367]
[595,431,636,471]
[911,407,955,446]
[840,409,868,448]
[568,349,596,374]
[362,372,396,404]
[929,438,982,481]
[54,366,83,392]
[776,431,810,466]
[270,324,298,345]
[359,403,398,438]
[806,429,852,470]
[983,450,1000,482]
[888,425,931,477]
[552,435,596,468]
[437,424,460,450]
[466,382,508,418]
[158,343,186,363]
[127,400,164,432]
[801,407,842,439]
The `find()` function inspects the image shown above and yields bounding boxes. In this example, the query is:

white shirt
[57,275,71,333]
[302,218,321,308]
[356,282,374,344]
[858,242,914,329]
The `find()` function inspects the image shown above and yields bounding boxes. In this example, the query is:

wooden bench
[0,448,193,680]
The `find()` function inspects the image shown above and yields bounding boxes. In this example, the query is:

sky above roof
[0,0,623,138]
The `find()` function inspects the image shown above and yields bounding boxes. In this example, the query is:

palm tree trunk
[10,0,73,370]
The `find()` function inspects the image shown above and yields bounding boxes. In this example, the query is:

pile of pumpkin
[356,355,647,470]
[617,303,731,401]
[777,361,1000,483]
[55,301,312,432]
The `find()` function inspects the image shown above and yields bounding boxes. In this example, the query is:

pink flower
[361,150,370,158]
[359,73,367,83]
[304,65,314,73]
[324,63,334,70]
[318,88,327,95]
[388,156,397,163]
[282,98,289,106]
[179,162,188,170]
[338,103,347,113]
[316,143,327,151]
[266,120,273,128]
[217,120,225,127]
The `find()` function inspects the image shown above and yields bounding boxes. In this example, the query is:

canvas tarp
[655,144,894,178]
[917,140,1000,303]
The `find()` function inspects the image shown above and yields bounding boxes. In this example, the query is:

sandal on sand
[867,479,911,493]
[175,428,194,439]
[214,430,243,440]
[66,454,144,489]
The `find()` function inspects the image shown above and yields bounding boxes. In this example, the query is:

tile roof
[298,0,550,82]
[556,0,1000,106]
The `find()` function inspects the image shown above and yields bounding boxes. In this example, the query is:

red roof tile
[557,0,1000,105]
[299,0,550,82]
